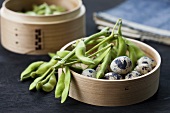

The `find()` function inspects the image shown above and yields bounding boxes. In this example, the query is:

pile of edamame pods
[20,19,156,103]
[20,3,67,16]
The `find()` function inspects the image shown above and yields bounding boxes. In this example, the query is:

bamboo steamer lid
[0,0,86,54]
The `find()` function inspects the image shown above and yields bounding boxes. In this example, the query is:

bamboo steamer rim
[1,5,86,25]
[2,0,82,23]
[60,38,161,82]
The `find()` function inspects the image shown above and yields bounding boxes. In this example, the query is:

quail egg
[105,72,123,80]
[82,69,96,78]
[134,63,152,75]
[110,56,132,74]
[125,71,141,79]
[137,56,156,68]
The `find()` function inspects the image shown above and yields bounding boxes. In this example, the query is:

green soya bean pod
[36,68,55,90]
[111,47,117,60]
[85,38,104,45]
[69,63,87,73]
[49,5,57,11]
[55,69,65,98]
[33,5,39,13]
[20,61,44,81]
[53,28,111,98]
[96,49,112,79]
[88,48,111,69]
[38,3,47,10]
[88,43,112,58]
[61,66,71,103]
[53,27,110,69]
[117,20,127,57]
[56,51,77,59]
[48,52,56,58]
[127,45,137,70]
[29,67,55,90]
[75,40,95,65]
[85,20,121,55]
[37,10,45,15]
[31,58,57,78]
[96,42,107,56]
[42,74,57,92]
[56,6,67,12]
[125,39,145,59]
[44,3,52,15]
[84,27,110,44]
[57,50,70,58]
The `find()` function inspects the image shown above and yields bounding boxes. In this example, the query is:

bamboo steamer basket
[58,38,161,106]
[0,0,85,54]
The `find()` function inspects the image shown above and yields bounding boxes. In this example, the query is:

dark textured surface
[0,0,170,113]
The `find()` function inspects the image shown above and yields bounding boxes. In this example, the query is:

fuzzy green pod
[56,50,77,59]
[88,48,111,69]
[75,40,95,65]
[96,50,112,79]
[29,67,54,90]
[31,58,57,78]
[111,47,117,60]
[42,74,57,92]
[20,61,44,81]
[38,3,46,10]
[44,3,52,15]
[36,68,55,91]
[33,5,39,13]
[127,45,137,70]
[48,52,56,58]
[61,66,71,103]
[96,42,107,56]
[37,10,45,15]
[56,6,67,12]
[117,20,127,56]
[84,27,110,44]
[125,40,145,59]
[53,27,110,69]
[117,36,127,56]
[55,69,65,98]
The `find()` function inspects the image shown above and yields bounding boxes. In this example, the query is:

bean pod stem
[53,27,110,69]
[88,48,111,69]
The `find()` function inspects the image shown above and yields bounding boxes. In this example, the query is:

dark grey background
[0,0,170,113]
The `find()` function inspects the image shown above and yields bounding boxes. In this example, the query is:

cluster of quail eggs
[81,56,156,80]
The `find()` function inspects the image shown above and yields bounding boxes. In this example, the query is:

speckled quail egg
[134,63,152,75]
[137,56,156,68]
[82,68,96,78]
[125,71,141,79]
[104,72,123,80]
[110,56,132,74]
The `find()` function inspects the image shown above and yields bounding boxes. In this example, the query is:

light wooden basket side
[58,38,161,106]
